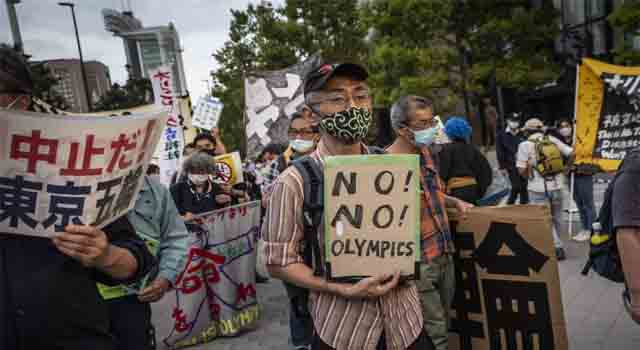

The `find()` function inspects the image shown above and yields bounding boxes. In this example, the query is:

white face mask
[507,121,520,130]
[188,174,209,185]
[290,139,315,153]
[559,127,572,137]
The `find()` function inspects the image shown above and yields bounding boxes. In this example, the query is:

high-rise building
[102,9,188,95]
[39,59,111,113]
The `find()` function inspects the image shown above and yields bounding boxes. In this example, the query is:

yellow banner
[575,58,640,172]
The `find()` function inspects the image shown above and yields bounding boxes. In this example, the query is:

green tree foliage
[608,1,640,65]
[363,0,561,115]
[94,77,152,111]
[211,0,366,155]
[29,63,69,110]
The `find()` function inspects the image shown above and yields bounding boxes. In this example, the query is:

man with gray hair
[387,95,474,350]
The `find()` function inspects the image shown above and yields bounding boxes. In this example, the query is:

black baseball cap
[303,63,369,96]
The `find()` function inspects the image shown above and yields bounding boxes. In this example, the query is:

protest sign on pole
[575,58,640,172]
[244,54,322,159]
[323,155,421,281]
[0,109,167,237]
[154,201,261,349]
[192,96,224,130]
[212,151,244,186]
[150,65,184,185]
[448,205,568,350]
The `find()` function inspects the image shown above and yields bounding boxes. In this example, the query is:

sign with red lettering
[153,201,262,349]
[0,109,168,237]
[149,65,184,185]
[150,65,175,109]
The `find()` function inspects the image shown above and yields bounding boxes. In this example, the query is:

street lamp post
[59,2,92,112]
[6,0,24,52]
[202,79,211,96]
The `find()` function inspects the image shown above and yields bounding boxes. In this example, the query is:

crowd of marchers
[2,43,640,350]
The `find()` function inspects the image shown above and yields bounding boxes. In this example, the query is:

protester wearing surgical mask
[496,113,529,204]
[170,152,232,225]
[262,110,320,201]
[553,119,595,242]
[259,109,320,349]
[386,95,474,350]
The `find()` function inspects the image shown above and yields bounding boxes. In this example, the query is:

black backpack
[581,154,636,283]
[283,146,386,301]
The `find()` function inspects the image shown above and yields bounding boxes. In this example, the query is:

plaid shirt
[419,147,454,262]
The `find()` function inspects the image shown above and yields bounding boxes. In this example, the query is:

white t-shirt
[516,133,573,193]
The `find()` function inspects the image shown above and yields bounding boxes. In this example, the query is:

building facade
[102,9,188,96]
[40,59,111,113]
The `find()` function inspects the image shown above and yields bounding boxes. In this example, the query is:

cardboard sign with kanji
[448,205,568,350]
[323,155,420,281]
[0,109,167,237]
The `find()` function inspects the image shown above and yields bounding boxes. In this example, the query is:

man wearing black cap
[263,63,433,350]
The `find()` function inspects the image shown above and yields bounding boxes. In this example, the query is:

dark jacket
[170,180,228,216]
[0,216,155,350]
[496,129,525,169]
[438,140,493,197]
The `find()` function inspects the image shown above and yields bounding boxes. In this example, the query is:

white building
[102,9,188,95]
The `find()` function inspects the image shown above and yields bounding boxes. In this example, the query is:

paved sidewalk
[156,179,640,350]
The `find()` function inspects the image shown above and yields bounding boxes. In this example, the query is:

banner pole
[568,62,581,239]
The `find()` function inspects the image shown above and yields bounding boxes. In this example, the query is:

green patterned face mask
[319,107,372,144]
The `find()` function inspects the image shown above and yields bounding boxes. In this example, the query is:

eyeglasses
[309,90,372,110]
[407,118,438,130]
[287,128,317,138]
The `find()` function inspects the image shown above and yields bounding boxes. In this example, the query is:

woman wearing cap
[437,117,493,204]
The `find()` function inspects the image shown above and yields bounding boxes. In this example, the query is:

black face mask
[200,149,216,157]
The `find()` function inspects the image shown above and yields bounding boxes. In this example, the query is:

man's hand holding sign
[52,224,139,280]
[324,154,421,282]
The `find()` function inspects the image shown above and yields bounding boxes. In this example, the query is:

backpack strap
[581,165,626,277]
[292,156,326,277]
[367,145,386,155]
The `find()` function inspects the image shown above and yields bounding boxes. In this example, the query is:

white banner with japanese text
[157,116,184,185]
[150,65,184,185]
[0,109,168,237]
[151,65,176,110]
[154,201,262,349]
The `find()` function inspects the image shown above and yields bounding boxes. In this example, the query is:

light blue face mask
[413,127,439,147]
[290,139,315,153]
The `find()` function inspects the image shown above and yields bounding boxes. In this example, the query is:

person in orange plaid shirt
[386,95,474,350]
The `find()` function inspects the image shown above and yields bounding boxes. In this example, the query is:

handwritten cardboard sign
[0,109,168,237]
[323,155,420,281]
[448,205,568,350]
